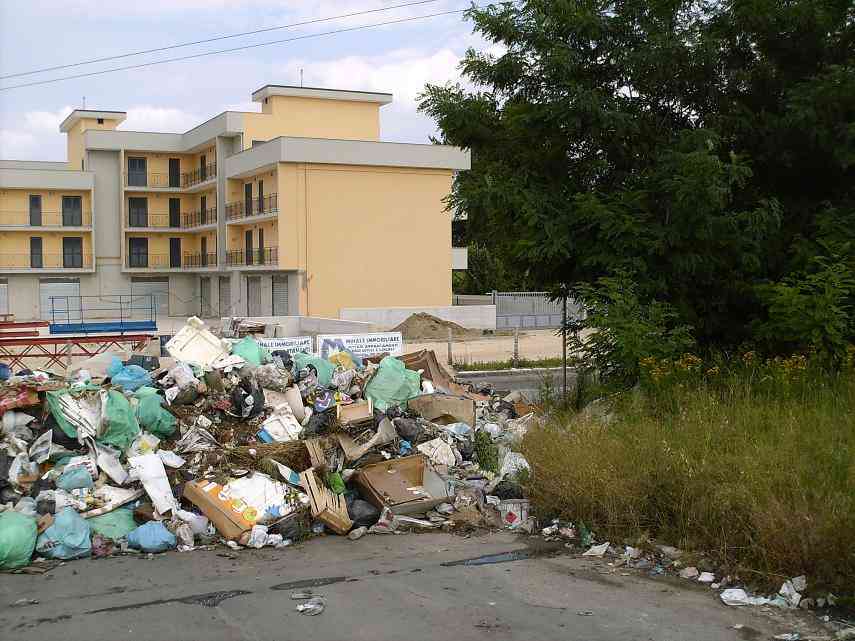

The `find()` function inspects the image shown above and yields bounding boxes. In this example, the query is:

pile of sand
[392,313,483,340]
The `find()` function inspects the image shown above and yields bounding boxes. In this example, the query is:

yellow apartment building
[0,85,470,321]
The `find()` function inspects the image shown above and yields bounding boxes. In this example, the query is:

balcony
[183,252,218,268]
[124,172,178,189]
[226,247,278,267]
[181,207,217,229]
[0,254,93,271]
[225,194,278,222]
[0,210,92,228]
[125,208,217,230]
[125,253,218,270]
[123,162,217,191]
[182,162,217,189]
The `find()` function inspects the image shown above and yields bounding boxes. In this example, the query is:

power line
[0,0,445,81]
[0,8,469,92]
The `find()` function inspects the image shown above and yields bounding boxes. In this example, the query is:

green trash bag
[364,356,421,412]
[232,336,271,367]
[134,387,177,438]
[99,390,141,450]
[0,511,37,570]
[293,352,335,388]
[88,508,137,540]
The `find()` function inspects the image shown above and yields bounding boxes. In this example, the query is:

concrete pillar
[8,275,40,321]
[168,274,198,317]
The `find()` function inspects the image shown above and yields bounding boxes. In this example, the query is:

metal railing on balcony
[0,210,92,227]
[181,207,217,228]
[181,162,217,188]
[0,254,92,269]
[125,254,181,269]
[126,213,171,228]
[226,247,278,267]
[183,252,217,268]
[225,194,278,221]
[124,172,178,188]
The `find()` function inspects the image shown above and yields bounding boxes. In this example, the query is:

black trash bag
[301,410,331,436]
[457,439,475,461]
[492,400,518,419]
[271,351,293,371]
[493,479,525,500]
[384,405,404,420]
[346,494,381,528]
[270,512,308,540]
[393,417,423,442]
[44,414,81,451]
[231,377,264,418]
[0,451,9,489]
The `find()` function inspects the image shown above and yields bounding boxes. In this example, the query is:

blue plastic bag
[36,507,91,560]
[127,521,176,553]
[107,357,151,392]
[56,465,94,490]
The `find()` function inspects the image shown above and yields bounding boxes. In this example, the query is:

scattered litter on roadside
[296,596,326,616]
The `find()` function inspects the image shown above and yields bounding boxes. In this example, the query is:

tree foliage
[421,0,855,353]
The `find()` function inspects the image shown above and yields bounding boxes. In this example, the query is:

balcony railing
[182,162,217,188]
[0,210,92,227]
[226,247,278,267]
[125,254,181,269]
[181,207,217,228]
[125,208,217,229]
[0,254,92,269]
[125,172,178,188]
[183,252,217,268]
[225,194,278,221]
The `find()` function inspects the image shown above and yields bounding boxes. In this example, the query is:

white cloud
[122,106,204,132]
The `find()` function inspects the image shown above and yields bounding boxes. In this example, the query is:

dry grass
[522,358,855,594]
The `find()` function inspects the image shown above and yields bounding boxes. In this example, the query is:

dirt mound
[392,313,482,340]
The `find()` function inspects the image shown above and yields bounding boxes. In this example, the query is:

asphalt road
[1,532,805,641]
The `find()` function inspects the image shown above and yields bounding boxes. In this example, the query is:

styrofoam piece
[164,317,230,369]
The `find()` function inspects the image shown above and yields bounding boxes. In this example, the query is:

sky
[0,0,491,161]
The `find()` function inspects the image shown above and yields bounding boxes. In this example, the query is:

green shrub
[567,272,696,388]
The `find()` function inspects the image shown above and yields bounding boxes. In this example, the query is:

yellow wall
[67,117,119,169]
[243,96,380,147]
[279,163,452,317]
[0,231,92,267]
[0,189,91,226]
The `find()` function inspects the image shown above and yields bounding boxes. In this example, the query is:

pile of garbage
[0,317,538,569]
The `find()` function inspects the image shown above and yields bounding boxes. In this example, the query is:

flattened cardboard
[183,479,256,540]
[336,399,373,427]
[353,454,452,515]
[299,469,352,535]
[408,393,475,428]
[335,417,396,462]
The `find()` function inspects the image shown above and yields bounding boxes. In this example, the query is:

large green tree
[421,0,855,350]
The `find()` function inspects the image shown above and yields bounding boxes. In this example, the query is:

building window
[97,118,104,124]
[128,197,148,227]
[63,237,83,268]
[129,238,148,268]
[201,237,208,267]
[127,157,147,187]
[29,195,42,226]
[30,237,43,268]
[62,196,83,226]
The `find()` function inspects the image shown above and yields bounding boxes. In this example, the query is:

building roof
[59,109,127,133]
[251,85,393,105]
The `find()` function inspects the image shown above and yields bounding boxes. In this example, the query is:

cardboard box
[183,479,257,540]
[408,393,475,427]
[353,455,453,515]
[336,399,373,427]
[299,469,352,535]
